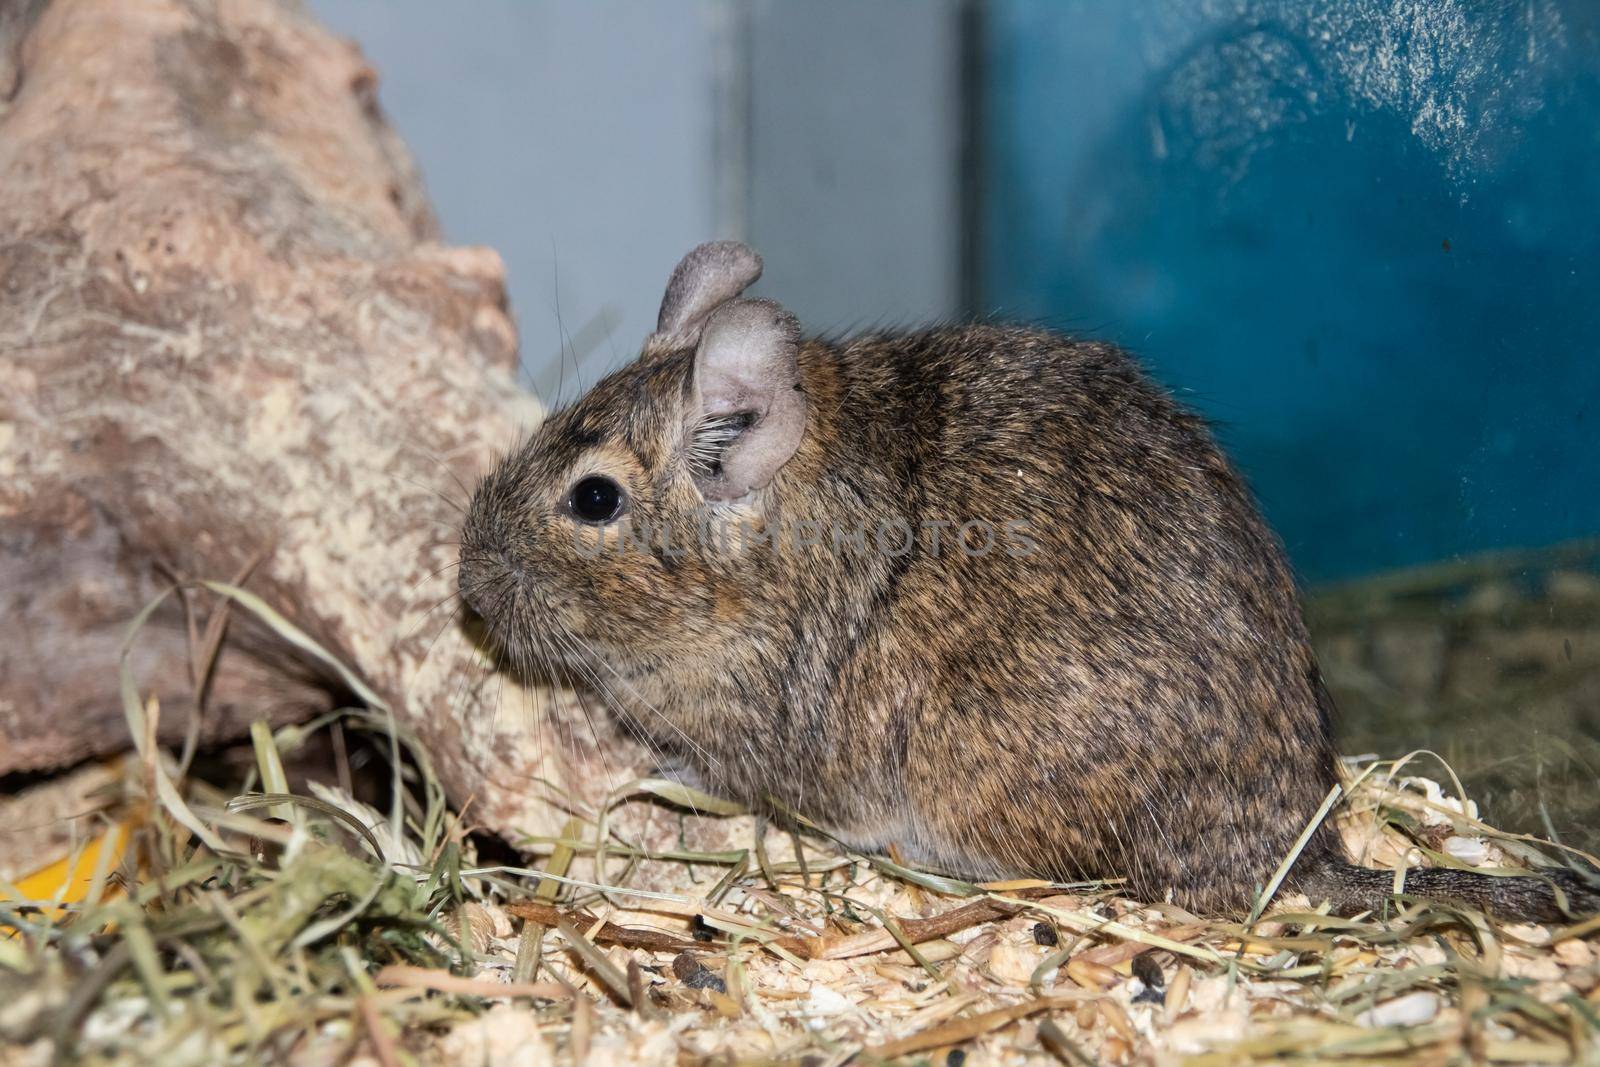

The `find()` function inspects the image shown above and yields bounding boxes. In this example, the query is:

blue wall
[983,1,1600,581]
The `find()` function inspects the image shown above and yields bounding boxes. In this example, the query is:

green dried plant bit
[789,830,813,890]
[752,818,779,893]
[555,919,633,1007]
[1249,782,1344,925]
[119,590,228,857]
[1028,945,1077,995]
[512,921,545,986]
[226,794,385,861]
[425,840,466,904]
[248,721,295,826]
[121,919,171,1022]
[537,818,583,903]
[1038,1018,1095,1066]
[623,777,748,817]
[871,906,939,981]
[196,582,388,712]
[860,852,981,898]
[0,933,31,971]
[707,852,750,905]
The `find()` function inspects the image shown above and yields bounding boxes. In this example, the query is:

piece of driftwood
[0,0,645,838]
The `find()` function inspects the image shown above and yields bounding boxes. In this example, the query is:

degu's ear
[654,241,763,348]
[686,298,806,502]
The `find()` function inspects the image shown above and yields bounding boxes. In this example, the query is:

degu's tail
[1295,860,1600,923]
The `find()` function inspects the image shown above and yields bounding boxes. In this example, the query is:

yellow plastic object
[5,819,133,922]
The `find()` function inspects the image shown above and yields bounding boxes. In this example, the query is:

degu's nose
[457,545,513,621]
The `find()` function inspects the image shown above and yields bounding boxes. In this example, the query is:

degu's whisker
[402,558,466,599]
[562,628,719,770]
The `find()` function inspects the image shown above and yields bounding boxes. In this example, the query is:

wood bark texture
[0,0,648,838]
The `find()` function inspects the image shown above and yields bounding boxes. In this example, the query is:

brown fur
[459,257,1597,921]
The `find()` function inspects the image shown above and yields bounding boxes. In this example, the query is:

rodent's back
[780,325,1341,911]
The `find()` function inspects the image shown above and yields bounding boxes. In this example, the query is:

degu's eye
[566,475,627,524]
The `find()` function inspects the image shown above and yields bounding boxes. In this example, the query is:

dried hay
[2,585,1597,1066]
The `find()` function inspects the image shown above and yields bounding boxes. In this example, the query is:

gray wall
[743,0,965,334]
[310,0,964,399]
[310,0,724,403]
